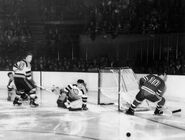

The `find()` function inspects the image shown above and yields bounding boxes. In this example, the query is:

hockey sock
[21,93,28,100]
[82,95,88,107]
[130,104,136,110]
[30,94,37,99]
[132,91,144,109]
[156,97,165,107]
[132,98,142,109]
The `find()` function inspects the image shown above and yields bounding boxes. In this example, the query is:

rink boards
[0,71,185,139]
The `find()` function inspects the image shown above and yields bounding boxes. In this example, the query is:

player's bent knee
[30,88,36,93]
[157,97,165,106]
[135,91,144,102]
[16,90,24,95]
[30,94,37,99]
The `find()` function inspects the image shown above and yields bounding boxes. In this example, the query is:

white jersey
[64,84,83,96]
[13,60,32,80]
[64,84,83,101]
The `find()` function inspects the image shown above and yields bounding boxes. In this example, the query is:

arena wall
[0,71,98,91]
[0,71,185,99]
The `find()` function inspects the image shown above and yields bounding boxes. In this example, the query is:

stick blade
[99,103,114,105]
[135,108,150,112]
[172,109,181,114]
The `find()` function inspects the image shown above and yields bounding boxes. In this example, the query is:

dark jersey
[140,74,165,97]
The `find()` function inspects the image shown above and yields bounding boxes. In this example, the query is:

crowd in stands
[0,0,32,61]
[38,0,185,36]
[87,0,185,40]
[1,53,185,75]
[0,0,185,75]
[0,0,32,45]
[39,0,89,22]
[38,0,185,43]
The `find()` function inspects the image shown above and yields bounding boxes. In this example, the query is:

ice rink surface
[0,89,185,140]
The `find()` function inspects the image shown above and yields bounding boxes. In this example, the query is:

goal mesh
[98,67,150,111]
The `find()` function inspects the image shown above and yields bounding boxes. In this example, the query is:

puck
[126,132,131,137]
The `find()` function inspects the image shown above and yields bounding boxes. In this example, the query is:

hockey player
[7,72,16,101]
[13,53,39,107]
[126,71,167,115]
[55,79,88,111]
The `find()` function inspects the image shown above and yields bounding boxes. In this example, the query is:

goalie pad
[57,92,68,108]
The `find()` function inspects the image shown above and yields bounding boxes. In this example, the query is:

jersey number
[148,77,160,87]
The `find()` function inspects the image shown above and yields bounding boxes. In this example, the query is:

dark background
[0,0,185,74]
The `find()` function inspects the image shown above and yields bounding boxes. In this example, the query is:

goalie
[126,71,167,115]
[54,79,88,111]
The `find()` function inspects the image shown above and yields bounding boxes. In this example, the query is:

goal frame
[98,67,130,111]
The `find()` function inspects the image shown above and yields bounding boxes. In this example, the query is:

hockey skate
[68,103,88,111]
[30,98,39,107]
[82,104,88,111]
[68,107,82,111]
[13,97,22,106]
[125,107,134,115]
[154,107,163,115]
[21,93,29,101]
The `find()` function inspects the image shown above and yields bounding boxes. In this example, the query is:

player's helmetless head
[77,79,85,88]
[159,72,167,81]
[77,83,84,89]
[25,54,33,63]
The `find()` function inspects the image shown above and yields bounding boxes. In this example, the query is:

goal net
[98,67,151,111]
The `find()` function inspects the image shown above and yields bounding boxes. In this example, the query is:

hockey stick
[172,109,181,113]
[36,85,51,92]
[162,105,181,116]
[36,85,59,95]
[144,102,181,116]
[99,103,114,105]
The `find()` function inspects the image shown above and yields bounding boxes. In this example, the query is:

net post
[118,68,121,111]
[98,69,101,105]
[40,70,42,105]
